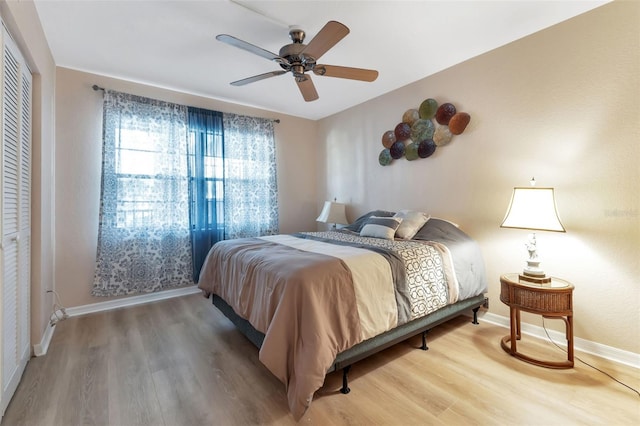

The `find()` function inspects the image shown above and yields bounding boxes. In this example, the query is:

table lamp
[500,179,565,284]
[316,199,348,229]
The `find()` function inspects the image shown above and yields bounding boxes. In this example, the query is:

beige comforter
[198,232,453,419]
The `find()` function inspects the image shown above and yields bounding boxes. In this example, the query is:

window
[115,126,190,229]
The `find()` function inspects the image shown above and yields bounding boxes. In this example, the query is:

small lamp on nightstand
[316,199,348,229]
[500,178,565,284]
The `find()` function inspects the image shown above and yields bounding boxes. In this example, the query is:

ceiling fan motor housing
[279,42,317,76]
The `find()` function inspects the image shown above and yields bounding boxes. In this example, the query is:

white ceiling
[33,0,608,120]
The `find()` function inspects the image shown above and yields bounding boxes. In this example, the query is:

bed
[197,212,488,419]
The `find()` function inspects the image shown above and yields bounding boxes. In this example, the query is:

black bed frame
[211,293,487,394]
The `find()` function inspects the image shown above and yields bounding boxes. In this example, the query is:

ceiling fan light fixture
[292,64,305,76]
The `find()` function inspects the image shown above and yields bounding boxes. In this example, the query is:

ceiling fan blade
[231,70,287,86]
[301,21,349,60]
[216,34,288,64]
[296,76,319,102]
[313,65,379,82]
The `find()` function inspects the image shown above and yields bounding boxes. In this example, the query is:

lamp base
[519,273,552,285]
[518,232,553,284]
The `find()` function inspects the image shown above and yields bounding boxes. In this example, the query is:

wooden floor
[2,293,638,426]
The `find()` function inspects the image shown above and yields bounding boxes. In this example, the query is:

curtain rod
[91,84,280,123]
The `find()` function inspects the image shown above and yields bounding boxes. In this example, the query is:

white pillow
[393,210,430,239]
[360,216,403,240]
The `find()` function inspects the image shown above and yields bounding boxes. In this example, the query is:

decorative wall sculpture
[379,98,470,166]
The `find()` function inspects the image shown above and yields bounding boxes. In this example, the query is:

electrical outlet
[482,297,490,309]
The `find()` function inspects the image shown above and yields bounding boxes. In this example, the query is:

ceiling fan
[217,21,379,102]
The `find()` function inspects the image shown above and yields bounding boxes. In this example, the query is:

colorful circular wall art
[378,98,471,166]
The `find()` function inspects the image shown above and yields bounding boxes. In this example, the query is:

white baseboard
[33,286,201,357]
[33,322,56,357]
[476,311,640,369]
[66,285,202,317]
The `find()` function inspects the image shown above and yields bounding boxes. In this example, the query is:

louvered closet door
[0,24,31,417]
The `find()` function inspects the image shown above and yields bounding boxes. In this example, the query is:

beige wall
[0,1,57,350]
[317,1,639,353]
[54,68,318,308]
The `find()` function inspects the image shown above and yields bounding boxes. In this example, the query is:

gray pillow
[412,218,463,241]
[343,210,395,233]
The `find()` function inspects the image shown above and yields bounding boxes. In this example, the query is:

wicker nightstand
[499,273,574,369]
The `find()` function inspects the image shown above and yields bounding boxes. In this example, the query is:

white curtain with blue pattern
[222,113,279,239]
[92,91,193,296]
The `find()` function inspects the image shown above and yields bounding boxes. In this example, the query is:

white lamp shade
[316,201,348,225]
[501,187,565,232]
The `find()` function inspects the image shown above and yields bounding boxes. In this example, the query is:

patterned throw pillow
[393,210,430,240]
[360,216,403,240]
[342,210,395,233]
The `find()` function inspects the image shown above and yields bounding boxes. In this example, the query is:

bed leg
[472,306,480,325]
[340,366,351,394]
[421,330,429,350]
